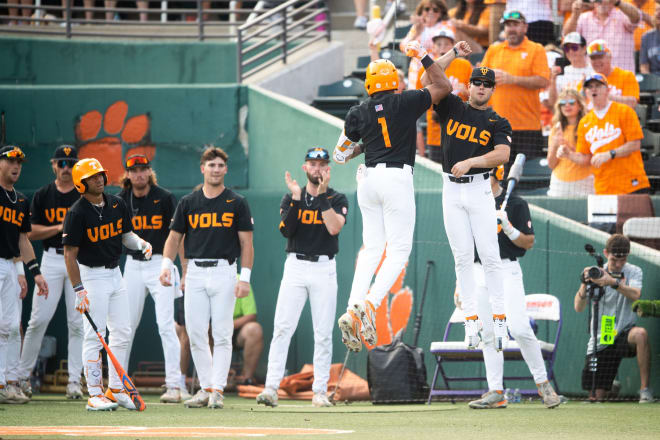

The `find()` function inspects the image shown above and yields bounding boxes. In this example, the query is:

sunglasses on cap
[563,44,581,52]
[424,7,440,12]
[56,159,77,169]
[587,42,608,56]
[471,79,494,88]
[305,149,330,161]
[559,99,577,106]
[1,147,25,162]
[125,155,150,169]
[502,11,523,21]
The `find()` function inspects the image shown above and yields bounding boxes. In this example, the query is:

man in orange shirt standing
[572,74,649,195]
[585,40,638,108]
[482,10,550,174]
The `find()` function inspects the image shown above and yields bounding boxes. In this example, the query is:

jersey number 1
[378,117,392,148]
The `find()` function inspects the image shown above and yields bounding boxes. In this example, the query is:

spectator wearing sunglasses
[563,0,641,73]
[548,32,594,108]
[482,10,550,172]
[547,89,594,197]
[581,39,639,108]
[639,6,660,74]
[17,145,82,401]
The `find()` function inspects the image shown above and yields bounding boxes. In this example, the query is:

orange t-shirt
[449,6,490,48]
[482,37,550,131]
[577,67,640,107]
[624,0,656,51]
[549,123,593,182]
[417,58,472,146]
[576,101,648,194]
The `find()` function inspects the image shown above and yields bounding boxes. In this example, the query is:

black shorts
[175,297,185,326]
[581,327,636,391]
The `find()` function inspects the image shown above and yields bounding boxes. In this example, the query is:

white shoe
[464,318,481,349]
[312,392,332,407]
[184,389,210,408]
[493,315,508,351]
[639,388,655,403]
[3,383,30,404]
[338,311,362,352]
[351,300,377,346]
[86,394,118,411]
[18,379,32,398]
[256,388,278,407]
[104,388,137,410]
[180,386,192,400]
[354,15,367,29]
[537,381,561,409]
[160,387,182,403]
[66,382,83,400]
[208,390,224,409]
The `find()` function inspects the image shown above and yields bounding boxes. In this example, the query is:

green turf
[0,394,658,439]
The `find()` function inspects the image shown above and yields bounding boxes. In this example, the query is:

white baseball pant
[79,265,131,397]
[18,248,83,382]
[124,254,181,389]
[474,260,548,391]
[348,164,415,309]
[442,173,505,319]
[184,260,237,391]
[265,254,337,394]
[0,258,21,385]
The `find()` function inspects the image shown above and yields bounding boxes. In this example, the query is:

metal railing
[236,0,330,82]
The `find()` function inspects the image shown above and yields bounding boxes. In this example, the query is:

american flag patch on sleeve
[375,104,383,112]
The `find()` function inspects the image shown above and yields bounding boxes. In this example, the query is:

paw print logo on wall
[75,101,155,185]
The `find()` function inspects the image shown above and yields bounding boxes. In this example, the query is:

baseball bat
[83,311,146,411]
[500,153,526,212]
[328,349,351,405]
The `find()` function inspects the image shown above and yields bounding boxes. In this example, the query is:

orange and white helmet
[72,158,107,193]
[365,59,398,96]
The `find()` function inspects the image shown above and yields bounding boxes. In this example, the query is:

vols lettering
[44,207,69,223]
[131,215,163,230]
[87,219,123,242]
[0,205,25,227]
[446,119,491,146]
[188,212,234,229]
[298,209,324,225]
[584,122,622,153]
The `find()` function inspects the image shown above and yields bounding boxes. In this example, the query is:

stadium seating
[623,217,660,250]
[644,156,660,194]
[427,294,562,401]
[637,73,660,107]
[641,129,660,158]
[311,77,365,119]
[518,157,552,190]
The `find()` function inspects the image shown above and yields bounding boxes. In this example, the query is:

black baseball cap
[52,144,78,161]
[305,147,330,162]
[0,145,25,161]
[470,66,495,83]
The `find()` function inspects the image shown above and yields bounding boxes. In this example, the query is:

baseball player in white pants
[466,169,560,409]
[257,148,348,408]
[18,145,83,399]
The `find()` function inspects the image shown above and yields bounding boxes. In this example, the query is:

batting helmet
[72,158,107,194]
[365,59,399,96]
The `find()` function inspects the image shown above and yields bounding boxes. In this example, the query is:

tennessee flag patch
[375,104,383,112]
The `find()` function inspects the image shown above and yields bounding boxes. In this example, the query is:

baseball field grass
[0,394,658,440]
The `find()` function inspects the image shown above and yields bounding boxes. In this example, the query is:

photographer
[574,234,653,403]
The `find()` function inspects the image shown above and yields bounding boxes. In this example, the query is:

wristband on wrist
[318,193,332,211]
[239,268,251,283]
[610,149,616,159]
[453,47,458,57]
[15,260,24,276]
[614,0,620,6]
[161,257,174,272]
[505,227,521,241]
[421,54,434,69]
[26,259,41,277]
[73,283,84,292]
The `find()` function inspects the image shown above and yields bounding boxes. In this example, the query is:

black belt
[89,262,119,269]
[48,248,64,255]
[448,172,490,184]
[194,258,236,267]
[366,162,411,169]
[295,254,334,262]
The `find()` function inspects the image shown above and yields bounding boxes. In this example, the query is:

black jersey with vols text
[118,185,177,258]
[62,193,133,267]
[30,182,80,251]
[279,187,348,256]
[434,93,512,173]
[345,89,431,167]
[0,188,30,259]
[170,188,253,260]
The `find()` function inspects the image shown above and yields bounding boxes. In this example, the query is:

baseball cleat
[208,390,224,409]
[180,387,192,401]
[464,317,482,349]
[312,392,333,407]
[469,391,508,409]
[537,381,561,408]
[66,382,83,400]
[492,315,508,352]
[86,395,118,411]
[1,383,30,404]
[639,388,655,403]
[338,311,362,352]
[184,389,210,408]
[256,387,279,408]
[104,388,137,410]
[351,300,377,346]
[18,379,32,398]
[160,387,182,403]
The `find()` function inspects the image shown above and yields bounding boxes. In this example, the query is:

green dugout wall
[4,82,658,397]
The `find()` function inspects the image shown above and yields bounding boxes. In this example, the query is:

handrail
[236,0,330,82]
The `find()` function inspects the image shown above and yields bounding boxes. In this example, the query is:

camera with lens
[587,266,603,280]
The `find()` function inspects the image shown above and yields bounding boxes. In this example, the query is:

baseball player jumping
[431,66,512,351]
[17,145,84,400]
[465,167,561,409]
[333,40,472,352]
[160,146,254,410]
[0,145,48,404]
[257,147,348,408]
[63,158,152,411]
[118,155,183,404]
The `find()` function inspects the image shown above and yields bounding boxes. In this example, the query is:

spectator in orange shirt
[547,88,594,196]
[573,74,649,195]
[481,10,550,172]
[625,0,657,52]
[449,0,490,52]
[586,39,639,108]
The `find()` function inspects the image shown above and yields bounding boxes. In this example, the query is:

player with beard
[257,148,348,408]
